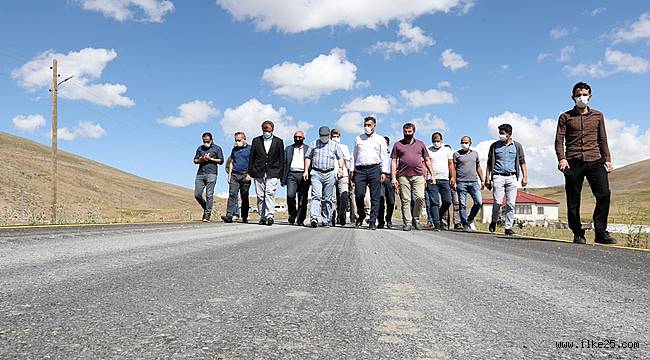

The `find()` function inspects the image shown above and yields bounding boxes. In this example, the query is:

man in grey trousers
[193,132,224,222]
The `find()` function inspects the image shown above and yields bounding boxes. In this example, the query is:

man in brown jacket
[555,82,616,245]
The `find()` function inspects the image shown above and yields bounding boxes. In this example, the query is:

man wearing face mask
[351,116,389,230]
[304,126,344,228]
[425,132,456,231]
[193,132,224,222]
[222,132,251,224]
[391,123,435,231]
[453,136,484,232]
[248,120,285,226]
[485,124,528,236]
[555,82,616,245]
[330,129,353,226]
[282,131,311,226]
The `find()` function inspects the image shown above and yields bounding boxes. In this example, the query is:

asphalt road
[0,222,648,359]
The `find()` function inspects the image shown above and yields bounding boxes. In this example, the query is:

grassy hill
[0,131,220,225]
[528,159,650,224]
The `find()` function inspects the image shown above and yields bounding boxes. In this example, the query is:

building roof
[483,191,560,205]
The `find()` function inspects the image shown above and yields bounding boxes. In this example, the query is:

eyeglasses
[293,137,304,140]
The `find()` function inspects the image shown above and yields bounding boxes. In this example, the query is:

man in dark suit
[248,120,285,226]
[282,130,310,226]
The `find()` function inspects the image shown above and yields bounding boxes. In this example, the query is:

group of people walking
[193,82,617,244]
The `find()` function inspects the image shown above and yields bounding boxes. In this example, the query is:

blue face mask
[263,131,273,139]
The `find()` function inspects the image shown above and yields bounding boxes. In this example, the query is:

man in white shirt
[282,131,310,226]
[425,132,457,231]
[378,136,395,229]
[330,129,353,226]
[351,116,388,230]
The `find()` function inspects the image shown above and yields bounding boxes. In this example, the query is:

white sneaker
[469,222,476,231]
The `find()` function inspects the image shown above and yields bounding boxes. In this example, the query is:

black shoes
[368,222,377,230]
[310,219,318,228]
[454,223,463,230]
[266,218,274,226]
[259,218,267,225]
[288,216,295,225]
[573,233,587,244]
[221,215,233,223]
[413,221,421,231]
[489,222,496,233]
[433,223,442,232]
[202,214,211,222]
[355,218,365,228]
[595,232,617,244]
[377,222,385,229]
[241,218,248,223]
[402,224,412,231]
[504,228,516,236]
[386,221,393,229]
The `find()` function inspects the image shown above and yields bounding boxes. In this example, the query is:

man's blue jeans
[456,180,482,226]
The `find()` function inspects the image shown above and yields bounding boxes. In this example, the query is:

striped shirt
[307,139,343,171]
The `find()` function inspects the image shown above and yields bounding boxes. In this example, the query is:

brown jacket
[554,107,611,162]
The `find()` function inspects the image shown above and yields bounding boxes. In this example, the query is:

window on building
[537,207,544,215]
[516,205,532,214]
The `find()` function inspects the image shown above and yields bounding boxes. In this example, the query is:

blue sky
[1,1,649,195]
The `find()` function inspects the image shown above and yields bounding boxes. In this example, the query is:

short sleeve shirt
[427,144,453,180]
[390,139,429,177]
[195,144,224,175]
[453,149,480,181]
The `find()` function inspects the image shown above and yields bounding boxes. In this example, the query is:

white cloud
[77,0,174,22]
[500,64,509,71]
[58,121,107,141]
[564,48,649,78]
[216,0,471,33]
[12,48,134,108]
[590,7,606,16]
[221,98,311,140]
[400,89,455,107]
[158,100,219,127]
[336,112,365,134]
[440,48,468,71]
[339,95,394,114]
[474,111,650,187]
[537,53,553,62]
[558,45,575,62]
[550,26,576,39]
[437,80,451,88]
[611,12,650,44]
[12,114,46,132]
[409,113,447,133]
[262,48,358,101]
[370,21,435,58]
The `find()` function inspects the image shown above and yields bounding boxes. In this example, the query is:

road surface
[0,222,648,359]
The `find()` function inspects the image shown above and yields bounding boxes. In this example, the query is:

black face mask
[403,134,413,141]
[294,139,304,146]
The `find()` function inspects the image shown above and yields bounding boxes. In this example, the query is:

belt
[313,167,334,173]
[356,163,380,169]
[493,172,516,176]
[290,169,304,173]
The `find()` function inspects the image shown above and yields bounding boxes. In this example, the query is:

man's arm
[484,143,493,189]
[247,140,256,175]
[521,163,528,187]
[391,158,399,189]
[555,114,569,171]
[424,158,435,184]
[303,158,312,181]
[476,157,485,190]
[598,115,613,172]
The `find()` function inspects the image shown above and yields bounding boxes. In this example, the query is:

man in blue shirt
[222,131,252,223]
[193,132,224,222]
[304,126,344,228]
[485,123,528,235]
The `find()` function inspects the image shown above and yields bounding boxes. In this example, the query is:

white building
[481,191,560,226]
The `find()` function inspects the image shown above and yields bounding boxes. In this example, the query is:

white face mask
[461,143,470,150]
[432,142,442,149]
[332,137,340,143]
[202,142,211,148]
[364,126,374,135]
[499,134,508,142]
[263,131,273,139]
[574,95,590,108]
[235,140,244,147]
[320,135,330,143]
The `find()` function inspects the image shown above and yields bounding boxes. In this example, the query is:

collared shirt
[229,143,251,173]
[264,137,272,153]
[290,146,305,171]
[381,149,392,175]
[555,107,611,162]
[334,143,353,177]
[307,139,343,171]
[194,143,224,175]
[391,138,430,177]
[427,144,453,180]
[353,133,388,173]
[493,141,516,174]
[453,149,480,181]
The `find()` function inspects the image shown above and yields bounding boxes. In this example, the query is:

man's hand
[427,178,435,186]
[349,171,355,183]
[337,169,343,179]
[303,171,309,181]
[485,178,492,191]
[245,174,252,182]
[380,173,386,183]
[521,177,529,187]
[391,178,399,190]
[605,161,613,173]
[227,175,231,184]
[450,177,456,189]
[558,159,570,171]
[479,181,485,191]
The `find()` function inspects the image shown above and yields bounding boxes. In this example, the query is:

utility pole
[51,59,58,224]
